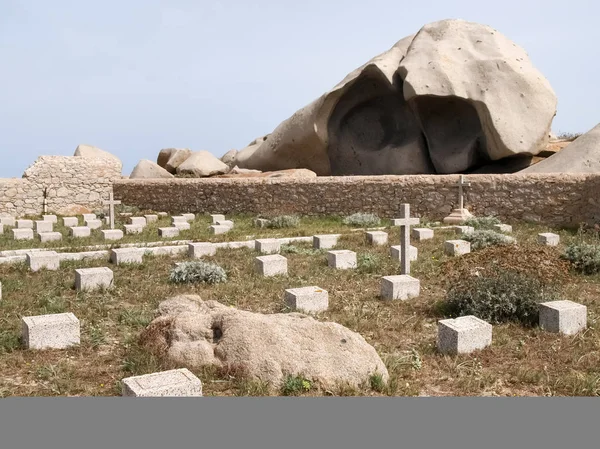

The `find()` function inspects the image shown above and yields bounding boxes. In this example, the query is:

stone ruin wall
[113,174,600,227]
[0,156,122,217]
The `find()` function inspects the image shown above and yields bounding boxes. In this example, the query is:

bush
[358,253,381,273]
[444,271,559,325]
[170,261,227,285]
[463,229,515,250]
[563,243,600,274]
[343,213,381,227]
[266,215,300,229]
[281,375,312,396]
[464,216,501,230]
[280,244,321,256]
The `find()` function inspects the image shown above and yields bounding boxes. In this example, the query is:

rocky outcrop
[141,296,389,390]
[73,144,122,170]
[157,148,177,169]
[176,151,229,177]
[165,149,192,173]
[130,159,174,179]
[220,149,238,167]
[232,19,556,175]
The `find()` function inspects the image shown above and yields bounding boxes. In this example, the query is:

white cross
[395,203,420,275]
[103,190,121,230]
[455,175,471,210]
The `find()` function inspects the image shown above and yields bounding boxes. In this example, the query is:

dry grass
[1,216,599,396]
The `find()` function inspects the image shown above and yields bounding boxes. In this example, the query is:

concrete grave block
[538,233,560,246]
[17,219,34,229]
[0,216,16,227]
[313,234,339,249]
[444,240,471,256]
[124,224,144,235]
[122,368,203,397]
[158,212,169,217]
[366,231,388,246]
[255,254,288,277]
[39,232,62,243]
[210,225,229,235]
[172,215,186,224]
[159,227,180,238]
[35,220,53,234]
[62,217,78,227]
[69,226,91,238]
[211,214,226,224]
[102,229,124,241]
[129,217,147,226]
[189,242,217,258]
[216,220,234,229]
[82,213,96,222]
[254,218,270,228]
[75,267,114,292]
[110,248,144,265]
[454,226,474,235]
[144,214,158,223]
[13,228,34,240]
[327,250,357,269]
[42,214,58,223]
[85,219,103,230]
[26,251,60,271]
[411,228,434,241]
[381,275,420,300]
[390,245,418,262]
[255,239,281,254]
[21,312,80,350]
[284,286,329,313]
[181,213,195,222]
[437,315,492,355]
[173,221,191,231]
[494,224,513,233]
[539,300,587,335]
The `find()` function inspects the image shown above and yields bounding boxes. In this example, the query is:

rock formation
[176,151,229,177]
[130,159,174,179]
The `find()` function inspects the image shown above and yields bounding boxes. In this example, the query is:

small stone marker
[285,286,328,313]
[42,215,58,223]
[381,275,420,300]
[211,214,226,224]
[366,231,388,246]
[254,218,270,228]
[26,251,60,272]
[327,250,357,270]
[539,300,587,335]
[82,213,96,222]
[39,232,62,243]
[189,242,217,258]
[173,221,191,231]
[17,219,34,229]
[411,228,434,241]
[144,214,158,223]
[255,239,281,254]
[0,216,16,227]
[390,245,418,262]
[182,213,195,222]
[75,267,114,292]
[313,234,339,249]
[13,228,34,240]
[172,216,186,224]
[395,204,420,275]
[157,212,169,217]
[21,312,80,350]
[121,368,203,397]
[35,220,53,234]
[210,224,229,235]
[129,217,147,226]
[103,191,121,229]
[110,248,144,265]
[255,254,288,276]
[159,227,180,238]
[494,224,512,233]
[443,175,474,224]
[538,233,560,246]
[124,224,144,235]
[70,226,91,238]
[437,315,492,355]
[444,240,471,256]
[454,226,474,235]
[216,220,234,229]
[85,219,103,230]
[62,217,78,227]
[101,229,124,241]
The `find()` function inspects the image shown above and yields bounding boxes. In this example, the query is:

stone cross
[455,175,471,210]
[103,190,121,230]
[42,188,48,214]
[396,203,420,275]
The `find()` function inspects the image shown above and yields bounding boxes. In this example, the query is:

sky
[0,0,598,178]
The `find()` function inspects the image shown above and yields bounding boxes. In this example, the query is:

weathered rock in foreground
[232,19,556,175]
[157,148,177,168]
[141,295,389,390]
[130,159,174,179]
[176,151,229,177]
[165,148,192,173]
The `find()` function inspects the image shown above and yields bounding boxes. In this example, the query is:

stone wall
[113,174,600,227]
[0,156,122,217]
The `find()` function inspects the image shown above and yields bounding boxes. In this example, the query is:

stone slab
[39,232,63,243]
[494,224,513,233]
[189,242,217,258]
[159,227,180,238]
[85,219,103,230]
[182,213,195,222]
[211,214,226,224]
[35,221,53,234]
[144,214,158,223]
[366,231,388,246]
[381,275,420,300]
[82,213,96,221]
[42,215,58,223]
[313,234,339,249]
[62,217,78,227]
[102,229,124,241]
[255,239,281,254]
[255,254,288,276]
[284,286,328,313]
[0,216,16,227]
[216,220,234,229]
[110,248,144,265]
[17,219,34,229]
[75,267,114,292]
[538,233,560,246]
[70,226,91,238]
[454,226,474,235]
[210,225,229,235]
[172,215,187,224]
[254,218,270,228]
[124,224,144,235]
[22,312,80,350]
[411,228,434,241]
[129,217,147,226]
[327,250,357,269]
[444,240,471,256]
[390,245,418,262]
[121,368,203,397]
[437,315,492,355]
[13,228,34,240]
[26,251,60,271]
[539,300,587,335]
[173,222,191,231]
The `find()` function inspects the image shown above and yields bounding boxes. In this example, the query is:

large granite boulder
[141,295,389,390]
[165,148,192,173]
[220,149,238,167]
[130,159,174,179]
[157,148,177,168]
[176,151,229,177]
[232,19,556,175]
[74,144,122,166]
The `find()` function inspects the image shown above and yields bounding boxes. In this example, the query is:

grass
[0,216,599,396]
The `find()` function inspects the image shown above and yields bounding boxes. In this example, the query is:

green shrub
[266,215,300,229]
[358,253,381,273]
[369,373,386,393]
[280,244,321,256]
[281,375,312,396]
[343,213,381,227]
[463,229,515,250]
[563,243,600,274]
[464,216,501,230]
[444,271,559,325]
[170,261,227,285]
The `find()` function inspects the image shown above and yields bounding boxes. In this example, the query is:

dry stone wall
[113,174,600,227]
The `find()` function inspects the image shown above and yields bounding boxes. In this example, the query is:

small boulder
[74,144,121,164]
[157,148,177,168]
[165,148,193,173]
[130,159,174,179]
[220,149,238,167]
[176,151,229,177]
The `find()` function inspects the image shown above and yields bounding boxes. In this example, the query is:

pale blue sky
[1,0,597,177]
